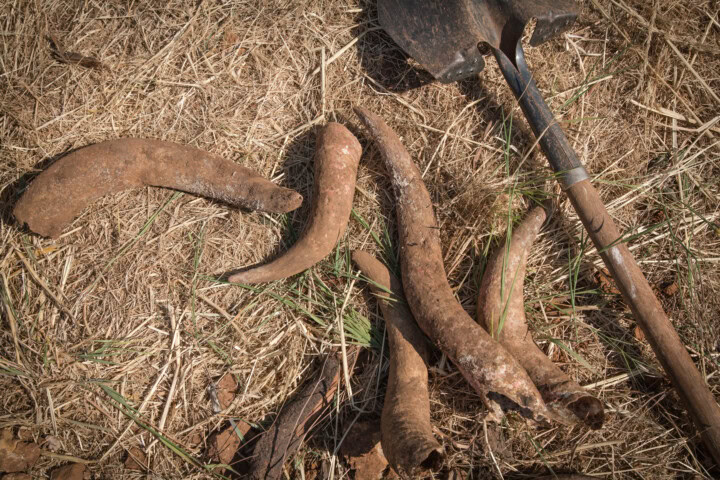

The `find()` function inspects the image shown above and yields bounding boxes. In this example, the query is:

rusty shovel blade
[378,0,579,83]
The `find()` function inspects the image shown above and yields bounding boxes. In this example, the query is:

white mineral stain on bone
[483,363,508,383]
[341,146,350,155]
[393,176,410,189]
[458,355,475,367]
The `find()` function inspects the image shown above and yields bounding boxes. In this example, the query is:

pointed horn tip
[262,190,302,214]
[227,271,256,284]
[352,105,376,125]
[287,191,304,210]
[351,250,383,279]
[539,198,556,219]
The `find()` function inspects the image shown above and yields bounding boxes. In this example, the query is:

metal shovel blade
[378,0,579,82]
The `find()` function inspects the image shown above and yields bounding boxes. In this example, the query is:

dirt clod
[0,429,41,473]
[49,463,87,480]
[341,421,388,480]
[124,447,147,471]
[207,421,251,467]
[217,373,238,411]
[2,474,33,480]
[663,281,679,296]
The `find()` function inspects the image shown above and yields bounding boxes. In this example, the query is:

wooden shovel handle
[494,42,720,464]
[567,179,720,460]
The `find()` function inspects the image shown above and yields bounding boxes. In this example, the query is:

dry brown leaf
[207,421,252,467]
[124,446,147,471]
[187,431,204,447]
[341,421,388,480]
[217,373,238,411]
[663,282,679,296]
[49,463,87,480]
[0,429,41,473]
[47,33,104,70]
[594,268,620,295]
[634,325,646,342]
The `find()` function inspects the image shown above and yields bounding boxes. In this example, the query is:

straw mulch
[1,0,719,478]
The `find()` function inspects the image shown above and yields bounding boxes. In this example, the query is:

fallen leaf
[47,34,104,71]
[50,463,87,480]
[0,428,41,473]
[188,430,203,447]
[15,429,33,442]
[124,446,146,471]
[634,325,645,342]
[594,268,620,295]
[663,282,679,296]
[340,421,388,480]
[217,373,238,411]
[207,421,251,467]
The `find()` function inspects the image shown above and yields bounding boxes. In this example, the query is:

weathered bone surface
[477,206,604,429]
[13,138,303,238]
[229,122,361,284]
[352,250,444,476]
[354,106,551,423]
[247,350,357,480]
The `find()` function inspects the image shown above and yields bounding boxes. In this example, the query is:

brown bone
[352,250,444,476]
[247,349,358,480]
[13,138,303,238]
[477,206,604,429]
[354,106,551,422]
[229,123,361,284]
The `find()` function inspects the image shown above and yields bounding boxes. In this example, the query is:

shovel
[378,0,720,464]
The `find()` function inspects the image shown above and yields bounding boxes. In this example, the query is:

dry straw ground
[1,0,719,478]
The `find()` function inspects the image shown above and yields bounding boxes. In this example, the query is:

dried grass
[1,0,719,478]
